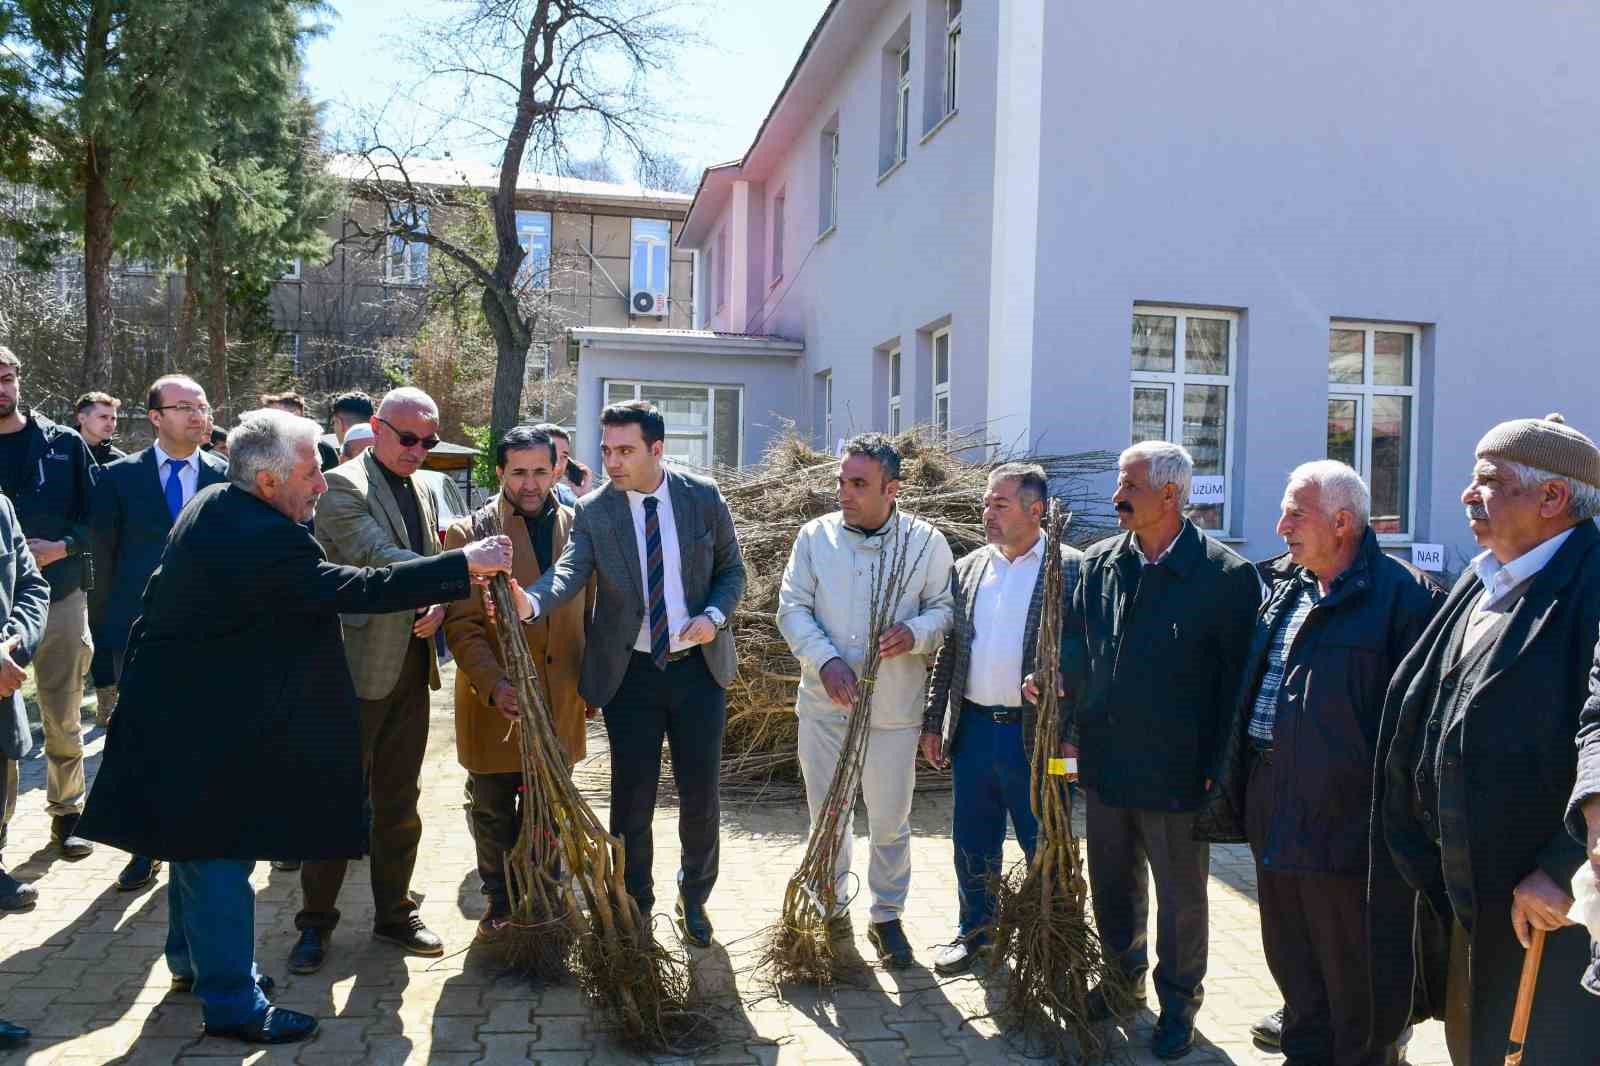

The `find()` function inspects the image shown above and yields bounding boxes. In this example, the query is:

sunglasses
[377,417,441,451]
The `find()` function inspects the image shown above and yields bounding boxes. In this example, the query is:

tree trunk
[80,157,115,389]
[206,227,230,418]
[173,254,199,367]
[484,282,531,443]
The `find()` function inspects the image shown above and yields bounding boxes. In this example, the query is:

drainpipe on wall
[691,249,704,329]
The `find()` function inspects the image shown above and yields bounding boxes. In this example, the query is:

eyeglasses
[156,402,212,417]
[377,417,440,450]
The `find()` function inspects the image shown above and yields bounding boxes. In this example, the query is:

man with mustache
[1371,413,1600,1064]
[1043,440,1259,1059]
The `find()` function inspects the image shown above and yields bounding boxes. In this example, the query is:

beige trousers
[33,588,91,817]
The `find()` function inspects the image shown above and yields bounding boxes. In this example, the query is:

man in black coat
[78,408,513,1046]
[1055,441,1260,1059]
[1569,636,1600,998]
[1372,414,1600,1064]
[1199,462,1441,1066]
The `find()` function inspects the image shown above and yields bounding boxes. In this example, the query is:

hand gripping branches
[988,500,1128,1061]
[472,509,711,1053]
[760,515,937,986]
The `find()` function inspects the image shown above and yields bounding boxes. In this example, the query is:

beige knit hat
[1475,413,1600,489]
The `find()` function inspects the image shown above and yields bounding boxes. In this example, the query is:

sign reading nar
[1190,476,1226,506]
[1410,543,1446,572]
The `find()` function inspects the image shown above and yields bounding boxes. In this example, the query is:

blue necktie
[643,496,669,669]
[164,457,186,520]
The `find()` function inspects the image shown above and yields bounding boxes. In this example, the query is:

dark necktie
[164,457,186,520]
[643,496,669,669]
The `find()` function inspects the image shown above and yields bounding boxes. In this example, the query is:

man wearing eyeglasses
[0,346,97,872]
[288,386,451,972]
[89,374,227,893]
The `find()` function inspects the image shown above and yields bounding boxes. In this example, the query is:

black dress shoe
[373,914,444,956]
[675,897,713,948]
[1250,1006,1284,1049]
[0,868,37,912]
[116,855,162,892]
[1152,1016,1196,1060]
[203,1006,318,1045]
[866,919,914,970]
[0,1018,29,1048]
[1085,981,1147,1022]
[51,815,94,860]
[270,860,300,872]
[173,972,275,997]
[288,928,327,974]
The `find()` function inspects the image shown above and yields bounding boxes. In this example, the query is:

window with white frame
[894,45,912,165]
[280,258,302,281]
[819,125,839,233]
[517,210,551,289]
[277,332,302,375]
[385,204,429,284]
[1327,322,1421,538]
[605,380,742,468]
[630,218,671,314]
[887,348,903,434]
[932,328,951,435]
[945,0,961,114]
[770,190,785,283]
[822,371,834,449]
[1129,306,1238,531]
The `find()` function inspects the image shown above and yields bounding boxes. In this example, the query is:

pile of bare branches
[706,429,1119,800]
[475,510,712,1054]
[986,501,1127,1061]
[757,516,937,987]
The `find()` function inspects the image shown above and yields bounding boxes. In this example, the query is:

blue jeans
[951,704,1039,940]
[166,860,269,1028]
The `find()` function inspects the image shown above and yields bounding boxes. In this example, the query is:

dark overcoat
[1370,518,1600,1062]
[0,494,52,760]
[78,483,471,861]
[1062,519,1261,812]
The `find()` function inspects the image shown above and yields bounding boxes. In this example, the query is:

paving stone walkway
[0,666,1449,1064]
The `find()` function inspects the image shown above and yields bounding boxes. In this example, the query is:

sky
[303,0,832,186]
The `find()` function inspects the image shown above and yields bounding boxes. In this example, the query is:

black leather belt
[1250,742,1275,764]
[633,647,698,666]
[962,699,1024,725]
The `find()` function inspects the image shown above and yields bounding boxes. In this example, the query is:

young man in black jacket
[0,347,97,861]
[75,390,125,724]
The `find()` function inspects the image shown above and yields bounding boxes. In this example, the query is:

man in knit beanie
[1369,413,1600,1064]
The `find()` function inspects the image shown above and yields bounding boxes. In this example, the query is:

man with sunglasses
[89,375,228,893]
[288,387,451,972]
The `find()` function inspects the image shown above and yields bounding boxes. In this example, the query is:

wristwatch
[61,535,80,557]
[704,606,726,630]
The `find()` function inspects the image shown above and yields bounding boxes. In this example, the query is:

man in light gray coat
[777,433,954,969]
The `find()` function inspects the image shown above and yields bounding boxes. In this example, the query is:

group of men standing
[0,348,1595,1064]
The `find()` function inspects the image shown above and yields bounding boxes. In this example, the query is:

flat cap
[1476,413,1600,490]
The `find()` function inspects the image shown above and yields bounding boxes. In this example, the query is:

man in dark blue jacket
[0,347,97,861]
[1054,441,1260,1060]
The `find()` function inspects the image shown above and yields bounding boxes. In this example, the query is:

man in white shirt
[777,433,954,969]
[923,463,1081,974]
[89,375,228,893]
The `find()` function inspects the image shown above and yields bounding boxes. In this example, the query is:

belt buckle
[993,708,1021,725]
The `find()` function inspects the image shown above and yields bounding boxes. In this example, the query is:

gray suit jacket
[0,494,51,760]
[527,466,745,707]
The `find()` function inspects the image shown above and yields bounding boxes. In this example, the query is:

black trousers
[1248,753,1386,1066]
[467,771,523,915]
[1085,786,1210,1024]
[602,649,726,914]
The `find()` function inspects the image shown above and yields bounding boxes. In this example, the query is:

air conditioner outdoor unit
[631,290,668,317]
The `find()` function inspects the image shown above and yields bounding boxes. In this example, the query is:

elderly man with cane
[77,409,514,1045]
[1371,413,1600,1064]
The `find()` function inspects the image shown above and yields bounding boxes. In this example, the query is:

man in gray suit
[517,400,745,947]
[0,491,52,918]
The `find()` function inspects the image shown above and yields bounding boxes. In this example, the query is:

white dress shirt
[153,442,201,507]
[966,536,1044,707]
[1471,526,1575,611]
[627,473,692,655]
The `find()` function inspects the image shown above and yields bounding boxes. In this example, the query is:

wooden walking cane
[1503,927,1548,1066]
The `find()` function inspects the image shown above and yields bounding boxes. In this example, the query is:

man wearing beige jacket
[290,387,449,973]
[777,433,954,969]
[444,426,592,938]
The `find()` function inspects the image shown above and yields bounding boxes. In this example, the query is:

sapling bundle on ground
[757,515,938,987]
[987,501,1127,1062]
[473,510,712,1054]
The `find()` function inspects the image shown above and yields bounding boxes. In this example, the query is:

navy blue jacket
[89,446,229,655]
[5,412,96,601]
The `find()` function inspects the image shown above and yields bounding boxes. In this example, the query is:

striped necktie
[643,496,669,669]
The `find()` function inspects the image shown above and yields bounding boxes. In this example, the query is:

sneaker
[866,919,914,970]
[0,868,37,912]
[1250,1006,1284,1049]
[51,815,94,860]
[932,938,981,976]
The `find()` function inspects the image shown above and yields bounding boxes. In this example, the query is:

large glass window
[894,45,912,166]
[517,210,551,289]
[1327,323,1421,537]
[385,204,429,285]
[604,380,742,468]
[1129,306,1238,531]
[630,218,671,314]
[932,328,951,435]
[820,126,839,233]
[887,348,903,434]
[945,0,962,114]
